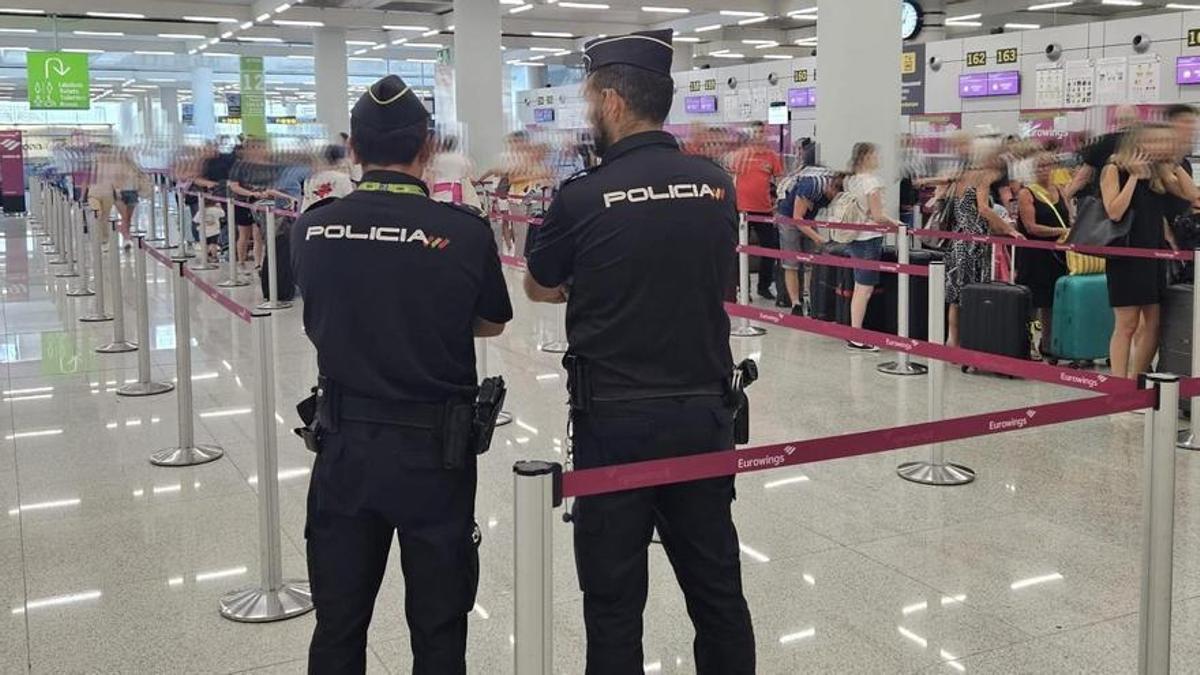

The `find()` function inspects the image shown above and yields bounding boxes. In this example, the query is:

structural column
[191,66,217,140]
[139,93,155,139]
[917,0,946,43]
[160,86,180,138]
[454,0,504,167]
[817,0,901,213]
[673,44,693,72]
[315,27,350,141]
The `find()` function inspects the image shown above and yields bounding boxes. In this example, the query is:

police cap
[350,74,429,135]
[582,29,674,76]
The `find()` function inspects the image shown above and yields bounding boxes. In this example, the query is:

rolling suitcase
[1159,284,1192,377]
[864,247,942,340]
[1047,274,1113,365]
[959,282,1032,373]
[808,246,852,322]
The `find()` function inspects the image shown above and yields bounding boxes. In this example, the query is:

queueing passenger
[1102,124,1192,379]
[524,29,756,675]
[778,166,840,315]
[731,121,785,304]
[291,74,514,674]
[1015,152,1070,357]
[843,142,903,353]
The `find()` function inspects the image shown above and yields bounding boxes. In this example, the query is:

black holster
[725,359,759,445]
[563,354,592,412]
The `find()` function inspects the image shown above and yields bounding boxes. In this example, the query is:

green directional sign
[27,51,91,110]
[239,56,266,138]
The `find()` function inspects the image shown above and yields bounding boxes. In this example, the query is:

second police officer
[291,75,513,674]
[524,30,757,675]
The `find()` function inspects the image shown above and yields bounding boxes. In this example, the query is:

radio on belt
[728,358,758,445]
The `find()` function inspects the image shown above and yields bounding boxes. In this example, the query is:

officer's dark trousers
[306,421,479,675]
[571,396,756,675]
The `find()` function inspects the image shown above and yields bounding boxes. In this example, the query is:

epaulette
[438,200,489,223]
[560,166,597,189]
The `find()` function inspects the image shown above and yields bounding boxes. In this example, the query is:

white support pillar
[454,0,504,168]
[817,0,902,215]
[191,66,216,140]
[160,86,180,138]
[315,27,350,142]
[673,44,694,71]
[140,93,155,139]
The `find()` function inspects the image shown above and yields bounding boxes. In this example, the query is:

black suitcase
[259,231,296,302]
[1159,284,1191,377]
[959,282,1032,370]
[864,247,943,340]
[809,245,852,322]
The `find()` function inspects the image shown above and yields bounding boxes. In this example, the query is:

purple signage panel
[788,87,817,108]
[959,73,990,98]
[1178,56,1200,85]
[533,108,555,123]
[988,70,1020,96]
[685,95,718,114]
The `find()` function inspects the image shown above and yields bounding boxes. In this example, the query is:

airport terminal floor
[3,203,1200,674]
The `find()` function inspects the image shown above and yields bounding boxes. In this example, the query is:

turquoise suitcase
[1049,274,1113,363]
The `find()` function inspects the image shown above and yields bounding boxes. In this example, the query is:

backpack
[826,189,867,244]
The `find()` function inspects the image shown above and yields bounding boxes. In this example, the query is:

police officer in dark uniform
[524,30,756,675]
[291,74,513,674]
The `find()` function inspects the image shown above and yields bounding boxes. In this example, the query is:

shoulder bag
[1028,184,1104,275]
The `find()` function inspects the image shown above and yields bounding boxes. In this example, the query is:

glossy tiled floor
[2,208,1200,674]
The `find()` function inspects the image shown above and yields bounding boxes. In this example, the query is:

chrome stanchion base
[496,410,513,427]
[731,325,767,337]
[149,444,224,467]
[255,299,294,311]
[1176,428,1200,451]
[896,461,976,486]
[539,340,569,354]
[218,581,314,623]
[153,243,178,250]
[53,268,79,278]
[79,312,114,323]
[116,381,174,397]
[65,287,95,298]
[217,277,251,288]
[877,360,929,376]
[189,260,220,271]
[47,255,68,265]
[96,340,138,354]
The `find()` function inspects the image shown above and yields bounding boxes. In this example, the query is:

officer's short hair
[350,121,429,167]
[587,64,673,125]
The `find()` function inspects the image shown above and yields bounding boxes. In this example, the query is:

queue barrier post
[538,303,569,354]
[878,225,928,376]
[1138,374,1181,674]
[156,172,175,249]
[478,339,512,427]
[96,219,137,353]
[255,208,293,311]
[117,234,174,397]
[171,188,194,262]
[513,461,560,675]
[64,206,94,297]
[189,193,219,271]
[896,261,975,485]
[217,198,250,288]
[732,212,766,338]
[79,208,112,322]
[39,185,58,249]
[1178,264,1200,450]
[53,199,78,276]
[220,311,314,622]
[150,261,224,466]
[145,178,161,242]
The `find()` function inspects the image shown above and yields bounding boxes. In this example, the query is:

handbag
[1028,184,1104,274]
[1066,195,1133,249]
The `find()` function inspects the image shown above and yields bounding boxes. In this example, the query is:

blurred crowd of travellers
[34,105,1200,381]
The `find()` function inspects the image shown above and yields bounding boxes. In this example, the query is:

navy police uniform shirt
[525,130,735,395]
[292,169,513,403]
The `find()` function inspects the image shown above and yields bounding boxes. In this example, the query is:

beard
[589,111,612,158]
